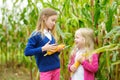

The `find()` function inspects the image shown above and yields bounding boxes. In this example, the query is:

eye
[52,20,54,22]
[52,19,55,21]
[52,19,57,23]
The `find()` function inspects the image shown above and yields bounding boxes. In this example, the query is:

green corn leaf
[111,60,120,66]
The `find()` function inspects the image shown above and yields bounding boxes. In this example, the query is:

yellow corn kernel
[44,44,65,56]
[73,60,80,68]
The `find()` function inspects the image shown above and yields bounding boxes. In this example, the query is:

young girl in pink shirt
[68,28,99,80]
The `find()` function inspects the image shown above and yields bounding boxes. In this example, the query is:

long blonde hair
[70,28,95,56]
[36,8,58,40]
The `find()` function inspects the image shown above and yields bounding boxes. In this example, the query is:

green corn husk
[93,44,116,53]
[76,44,119,66]
[88,44,119,56]
[71,44,119,76]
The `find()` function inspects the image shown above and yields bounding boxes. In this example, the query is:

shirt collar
[44,29,51,34]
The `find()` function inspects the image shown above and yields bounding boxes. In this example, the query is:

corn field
[0,0,120,80]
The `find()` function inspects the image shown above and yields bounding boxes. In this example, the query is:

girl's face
[44,15,57,30]
[74,33,85,48]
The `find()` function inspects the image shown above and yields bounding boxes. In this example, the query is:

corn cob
[71,44,118,77]
[73,44,117,69]
[73,60,80,68]
[44,44,65,56]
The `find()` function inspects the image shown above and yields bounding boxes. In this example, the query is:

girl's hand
[42,41,57,52]
[57,47,64,52]
[70,65,77,73]
[77,55,85,63]
[87,56,92,64]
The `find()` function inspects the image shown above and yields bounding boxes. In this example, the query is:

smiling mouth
[75,42,78,44]
[49,26,54,30]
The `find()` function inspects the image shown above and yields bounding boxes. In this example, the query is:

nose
[53,22,55,25]
[74,39,76,42]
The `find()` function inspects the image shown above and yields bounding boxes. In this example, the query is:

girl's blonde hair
[71,28,95,56]
[36,8,58,40]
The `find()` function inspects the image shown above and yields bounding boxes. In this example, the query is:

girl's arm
[82,54,99,73]
[24,35,42,56]
[68,54,75,72]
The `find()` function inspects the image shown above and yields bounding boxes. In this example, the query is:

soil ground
[0,65,30,80]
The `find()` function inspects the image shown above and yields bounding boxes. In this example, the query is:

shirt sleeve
[82,54,99,73]
[24,35,42,56]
